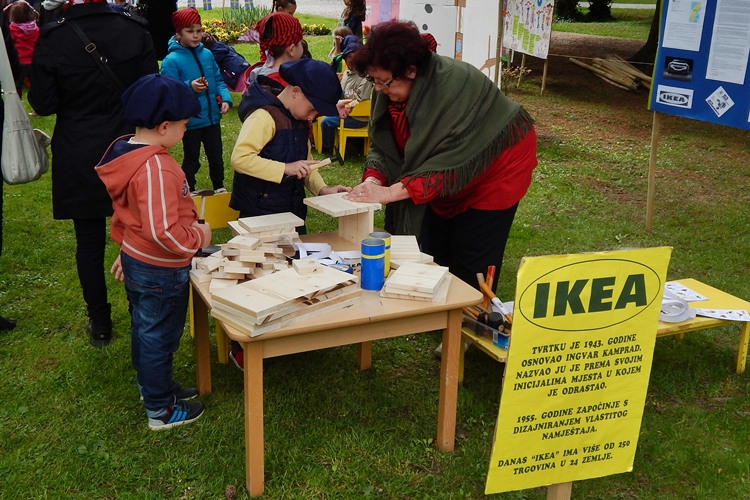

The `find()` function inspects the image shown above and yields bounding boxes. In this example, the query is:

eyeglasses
[366,75,394,89]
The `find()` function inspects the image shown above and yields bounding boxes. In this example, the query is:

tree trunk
[630,0,662,64]
[587,0,613,21]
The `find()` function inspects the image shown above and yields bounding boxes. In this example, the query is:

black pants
[73,218,110,320]
[420,204,519,292]
[182,123,224,192]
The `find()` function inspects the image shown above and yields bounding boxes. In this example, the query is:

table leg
[192,284,212,395]
[736,321,750,374]
[357,341,372,370]
[437,308,461,452]
[458,333,466,385]
[244,341,265,497]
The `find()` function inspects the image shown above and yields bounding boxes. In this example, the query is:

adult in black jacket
[29,0,158,346]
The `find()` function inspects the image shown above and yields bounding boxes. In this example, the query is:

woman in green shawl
[344,20,537,302]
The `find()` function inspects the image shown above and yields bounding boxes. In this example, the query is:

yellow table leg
[736,321,750,374]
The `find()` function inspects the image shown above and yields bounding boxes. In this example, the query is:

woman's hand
[319,185,352,195]
[344,178,411,204]
[110,254,124,282]
[284,160,318,179]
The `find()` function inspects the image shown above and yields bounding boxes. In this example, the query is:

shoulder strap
[67,20,126,94]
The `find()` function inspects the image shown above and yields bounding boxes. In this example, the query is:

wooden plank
[197,255,222,272]
[227,220,250,236]
[209,278,239,294]
[190,268,212,283]
[389,235,422,260]
[211,266,358,319]
[212,294,362,337]
[226,235,261,250]
[238,212,304,233]
[390,252,434,269]
[304,192,380,217]
[384,262,449,294]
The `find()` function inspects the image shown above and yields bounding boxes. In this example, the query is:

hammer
[310,148,344,172]
[193,189,214,224]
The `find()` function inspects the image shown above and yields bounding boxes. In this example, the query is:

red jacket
[95,137,206,267]
[10,23,38,65]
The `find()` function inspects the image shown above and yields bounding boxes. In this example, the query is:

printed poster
[486,248,672,494]
[503,0,554,59]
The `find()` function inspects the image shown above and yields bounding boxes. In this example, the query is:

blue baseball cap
[122,74,201,129]
[279,58,342,117]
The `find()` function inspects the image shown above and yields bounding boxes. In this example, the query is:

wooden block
[384,262,449,295]
[273,262,290,271]
[197,255,222,272]
[212,270,247,280]
[258,246,283,254]
[222,248,242,257]
[389,235,422,260]
[304,192,381,217]
[380,275,451,303]
[238,213,303,233]
[190,268,212,283]
[226,235,261,250]
[209,278,238,294]
[251,267,274,278]
[258,232,299,243]
[227,220,250,236]
[220,265,254,275]
[293,259,321,274]
[261,262,275,270]
[390,252,434,269]
[237,254,266,264]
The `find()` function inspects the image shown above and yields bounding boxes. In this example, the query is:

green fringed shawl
[365,53,534,239]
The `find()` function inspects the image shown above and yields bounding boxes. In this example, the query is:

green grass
[553,9,655,39]
[3,7,750,500]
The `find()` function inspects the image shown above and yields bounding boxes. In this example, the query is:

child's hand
[193,221,212,246]
[110,254,125,282]
[337,99,354,119]
[319,185,352,195]
[220,102,230,114]
[191,77,208,93]
[284,160,318,179]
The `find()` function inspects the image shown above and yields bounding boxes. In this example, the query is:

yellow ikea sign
[518,260,663,331]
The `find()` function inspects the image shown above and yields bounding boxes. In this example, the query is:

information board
[649,0,750,130]
[485,248,671,494]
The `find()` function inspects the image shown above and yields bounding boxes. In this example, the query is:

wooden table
[459,278,750,382]
[190,233,482,497]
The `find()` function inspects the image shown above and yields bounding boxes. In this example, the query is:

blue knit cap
[122,74,201,129]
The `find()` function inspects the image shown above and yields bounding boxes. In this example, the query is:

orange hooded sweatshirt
[96,137,206,267]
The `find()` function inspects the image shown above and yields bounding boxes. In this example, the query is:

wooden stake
[569,57,637,90]
[646,111,661,231]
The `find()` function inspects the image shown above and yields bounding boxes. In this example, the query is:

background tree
[631,0,662,64]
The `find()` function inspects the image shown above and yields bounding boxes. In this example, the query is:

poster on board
[502,0,555,59]
[649,0,750,130]
[485,247,671,494]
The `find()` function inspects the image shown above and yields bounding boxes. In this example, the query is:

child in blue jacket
[161,8,233,194]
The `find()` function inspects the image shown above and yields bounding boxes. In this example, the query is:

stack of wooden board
[380,262,451,302]
[210,265,361,336]
[190,213,304,293]
[389,235,433,269]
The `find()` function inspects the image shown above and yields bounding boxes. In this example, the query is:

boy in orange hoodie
[95,74,212,430]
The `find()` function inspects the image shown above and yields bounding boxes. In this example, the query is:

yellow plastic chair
[334,99,371,160]
[311,116,324,154]
[189,191,239,364]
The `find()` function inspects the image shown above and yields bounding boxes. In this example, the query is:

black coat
[29,3,158,220]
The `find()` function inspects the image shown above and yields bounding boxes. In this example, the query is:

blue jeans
[321,116,367,151]
[121,252,191,414]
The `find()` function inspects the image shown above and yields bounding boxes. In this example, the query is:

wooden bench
[459,278,750,382]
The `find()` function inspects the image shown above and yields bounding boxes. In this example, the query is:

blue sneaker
[148,399,204,431]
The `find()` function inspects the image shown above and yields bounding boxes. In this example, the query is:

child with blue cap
[95,74,212,430]
[228,57,352,370]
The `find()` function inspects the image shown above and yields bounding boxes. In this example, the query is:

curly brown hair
[348,20,431,80]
